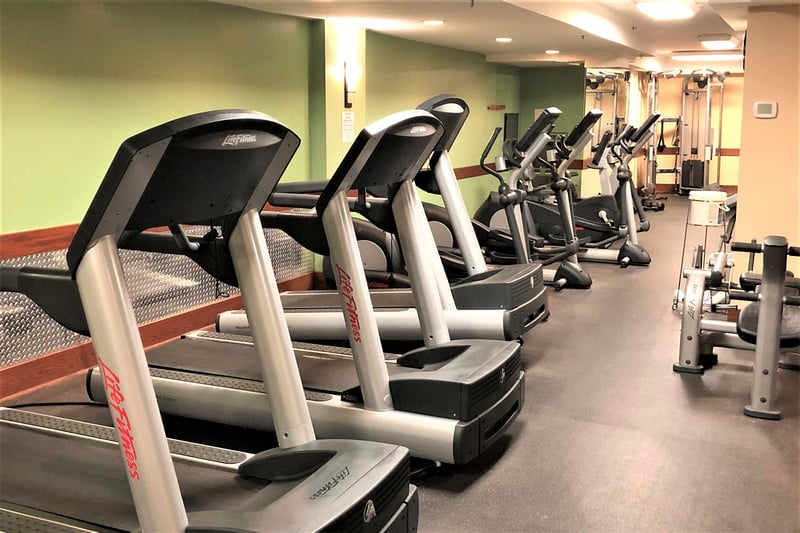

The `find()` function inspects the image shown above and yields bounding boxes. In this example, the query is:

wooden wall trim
[653,184,738,194]
[648,147,740,157]
[0,273,315,400]
[454,163,493,180]
[1,212,284,261]
[0,224,79,260]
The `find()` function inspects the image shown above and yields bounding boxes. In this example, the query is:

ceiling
[217,0,794,74]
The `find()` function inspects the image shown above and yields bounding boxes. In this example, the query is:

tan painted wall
[736,5,799,275]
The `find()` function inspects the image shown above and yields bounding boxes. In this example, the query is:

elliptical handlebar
[591,130,613,167]
[518,107,562,152]
[629,113,662,145]
[557,128,595,177]
[479,127,506,186]
[565,109,603,147]
[616,125,635,144]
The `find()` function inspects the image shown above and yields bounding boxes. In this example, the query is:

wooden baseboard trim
[0,273,314,400]
[653,184,738,194]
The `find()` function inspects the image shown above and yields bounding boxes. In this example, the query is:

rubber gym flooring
[3,194,799,532]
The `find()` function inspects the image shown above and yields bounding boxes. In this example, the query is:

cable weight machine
[585,71,626,146]
[679,69,727,194]
[643,69,682,209]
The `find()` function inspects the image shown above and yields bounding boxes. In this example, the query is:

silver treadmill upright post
[76,234,188,533]
[412,180,458,312]
[229,208,317,444]
[433,149,487,275]
[393,180,452,346]
[323,192,394,411]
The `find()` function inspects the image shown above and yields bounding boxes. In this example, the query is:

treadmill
[0,110,416,532]
[219,94,556,342]
[87,109,525,465]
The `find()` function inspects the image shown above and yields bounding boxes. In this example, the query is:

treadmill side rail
[88,360,525,465]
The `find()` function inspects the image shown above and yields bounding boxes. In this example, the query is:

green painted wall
[1,5,590,234]
[308,20,328,181]
[1,2,311,233]
[519,65,586,136]
[519,65,586,190]
[365,31,520,212]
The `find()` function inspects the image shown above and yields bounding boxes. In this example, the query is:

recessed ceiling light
[496,37,513,43]
[699,34,739,50]
[635,0,699,21]
[545,49,560,55]
[423,19,444,26]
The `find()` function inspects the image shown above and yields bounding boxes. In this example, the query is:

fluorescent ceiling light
[496,37,513,43]
[699,34,739,50]
[423,19,444,26]
[671,52,744,62]
[545,49,560,55]
[636,0,699,21]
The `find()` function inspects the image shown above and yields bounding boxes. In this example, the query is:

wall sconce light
[344,61,355,108]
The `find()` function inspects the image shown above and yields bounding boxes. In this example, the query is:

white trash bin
[688,190,728,226]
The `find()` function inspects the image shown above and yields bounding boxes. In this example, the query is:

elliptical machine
[503,129,625,245]
[473,110,605,289]
[473,111,593,289]
[574,114,660,266]
[478,113,659,268]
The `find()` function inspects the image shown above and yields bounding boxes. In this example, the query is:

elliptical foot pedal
[743,405,781,420]
[673,363,704,375]
[778,352,800,371]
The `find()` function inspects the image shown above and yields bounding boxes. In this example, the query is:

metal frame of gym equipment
[673,237,800,419]
[679,69,727,194]
[644,69,682,195]
[585,71,626,148]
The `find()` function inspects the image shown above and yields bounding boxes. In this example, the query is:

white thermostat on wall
[753,101,778,119]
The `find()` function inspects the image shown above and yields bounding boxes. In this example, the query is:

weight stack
[680,159,705,193]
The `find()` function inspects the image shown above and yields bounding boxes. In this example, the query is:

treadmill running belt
[146,336,366,395]
[0,423,266,531]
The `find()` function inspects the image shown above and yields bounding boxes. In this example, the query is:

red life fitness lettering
[336,265,362,343]
[98,357,140,480]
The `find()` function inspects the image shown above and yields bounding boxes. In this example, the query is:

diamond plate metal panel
[0,226,312,368]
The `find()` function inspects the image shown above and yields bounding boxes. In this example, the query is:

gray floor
[415,195,799,532]
[3,195,799,532]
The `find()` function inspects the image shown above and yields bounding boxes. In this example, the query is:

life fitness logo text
[98,357,140,480]
[336,265,361,343]
[221,133,257,146]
